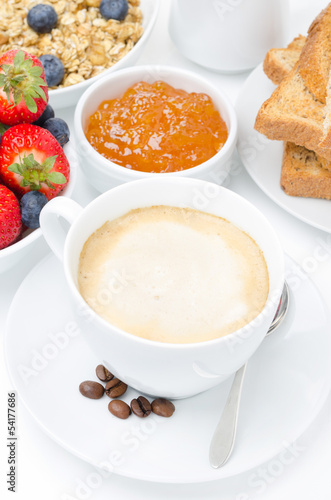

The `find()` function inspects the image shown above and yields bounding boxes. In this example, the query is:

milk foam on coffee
[78,206,269,343]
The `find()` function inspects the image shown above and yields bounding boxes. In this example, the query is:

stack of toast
[254,3,331,200]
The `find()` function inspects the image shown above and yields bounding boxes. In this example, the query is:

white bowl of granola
[0,0,159,110]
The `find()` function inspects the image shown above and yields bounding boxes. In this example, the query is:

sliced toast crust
[281,142,331,199]
[263,35,305,85]
[255,63,331,160]
[298,3,331,104]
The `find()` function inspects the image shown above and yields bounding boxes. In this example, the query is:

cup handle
[40,197,83,261]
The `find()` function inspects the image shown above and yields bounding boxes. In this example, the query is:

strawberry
[0,185,22,250]
[0,124,70,200]
[0,49,48,125]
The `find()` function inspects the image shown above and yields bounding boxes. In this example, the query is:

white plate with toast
[236,64,331,233]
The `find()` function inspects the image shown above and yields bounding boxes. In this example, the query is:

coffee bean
[105,378,128,398]
[95,364,114,382]
[151,398,175,417]
[108,400,131,419]
[130,396,151,418]
[79,381,104,399]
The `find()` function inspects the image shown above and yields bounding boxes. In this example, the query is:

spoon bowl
[266,282,289,336]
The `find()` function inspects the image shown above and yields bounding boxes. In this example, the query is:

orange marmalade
[85,81,228,173]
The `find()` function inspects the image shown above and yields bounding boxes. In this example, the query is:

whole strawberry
[0,49,48,125]
[0,185,22,250]
[0,124,70,200]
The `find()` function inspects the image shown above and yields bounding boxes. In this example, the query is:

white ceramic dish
[236,64,331,233]
[74,65,238,193]
[4,254,331,483]
[48,0,159,110]
[0,141,77,274]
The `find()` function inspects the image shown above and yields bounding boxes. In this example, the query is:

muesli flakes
[0,0,143,88]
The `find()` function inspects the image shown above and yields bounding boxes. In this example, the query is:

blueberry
[43,117,70,147]
[33,104,55,127]
[39,55,65,87]
[27,4,58,34]
[20,191,48,229]
[99,0,129,21]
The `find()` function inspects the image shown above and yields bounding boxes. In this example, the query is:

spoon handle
[209,363,247,468]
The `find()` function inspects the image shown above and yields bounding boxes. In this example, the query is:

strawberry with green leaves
[0,49,48,125]
[0,124,70,200]
[0,184,22,250]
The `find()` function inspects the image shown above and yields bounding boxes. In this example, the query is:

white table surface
[1,1,331,498]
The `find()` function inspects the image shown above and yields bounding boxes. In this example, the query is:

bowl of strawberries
[0,49,76,273]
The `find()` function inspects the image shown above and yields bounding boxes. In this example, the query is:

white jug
[169,0,289,73]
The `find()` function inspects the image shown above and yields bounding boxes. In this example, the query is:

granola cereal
[0,0,143,88]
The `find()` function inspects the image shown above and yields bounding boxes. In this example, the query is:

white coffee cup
[40,177,284,399]
[169,0,289,73]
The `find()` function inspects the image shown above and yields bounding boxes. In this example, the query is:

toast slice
[298,3,331,104]
[263,35,305,85]
[297,3,331,150]
[254,62,331,160]
[281,142,331,199]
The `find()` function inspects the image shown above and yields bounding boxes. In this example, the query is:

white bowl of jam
[74,65,238,192]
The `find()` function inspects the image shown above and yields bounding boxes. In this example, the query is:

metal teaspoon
[209,282,290,468]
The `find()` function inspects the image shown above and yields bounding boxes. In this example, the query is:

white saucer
[4,254,331,483]
[236,64,331,233]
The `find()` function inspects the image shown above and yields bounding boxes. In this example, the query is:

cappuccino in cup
[78,205,269,344]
